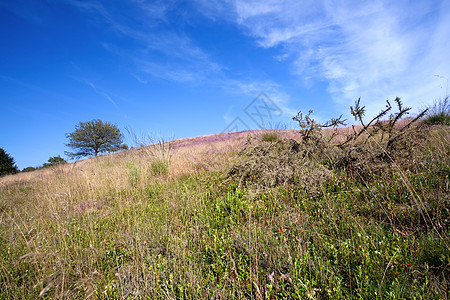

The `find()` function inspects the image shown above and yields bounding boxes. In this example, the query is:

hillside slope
[0,125,449,299]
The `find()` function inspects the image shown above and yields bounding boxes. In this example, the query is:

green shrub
[261,131,279,142]
[151,159,169,176]
[43,155,67,168]
[21,167,36,173]
[424,97,449,125]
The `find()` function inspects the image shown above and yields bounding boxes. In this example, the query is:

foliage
[261,131,279,143]
[21,167,36,172]
[0,147,18,176]
[151,159,169,176]
[65,119,128,159]
[43,156,67,168]
[424,96,450,125]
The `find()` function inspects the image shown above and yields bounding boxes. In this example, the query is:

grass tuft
[261,131,280,143]
[151,159,169,176]
[424,96,450,125]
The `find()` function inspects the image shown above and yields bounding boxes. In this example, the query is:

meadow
[0,103,449,299]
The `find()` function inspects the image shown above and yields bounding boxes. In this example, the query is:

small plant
[261,131,279,142]
[424,96,449,125]
[292,109,346,143]
[126,161,139,186]
[151,159,169,176]
[125,128,173,166]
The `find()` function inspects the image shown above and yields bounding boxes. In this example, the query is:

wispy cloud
[130,31,223,82]
[64,0,300,115]
[201,0,450,114]
[64,0,222,83]
[84,80,120,110]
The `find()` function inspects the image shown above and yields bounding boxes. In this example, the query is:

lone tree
[65,119,128,159]
[0,147,19,176]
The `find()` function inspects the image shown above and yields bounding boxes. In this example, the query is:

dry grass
[0,123,449,299]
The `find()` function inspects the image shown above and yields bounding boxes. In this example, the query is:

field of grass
[0,122,449,298]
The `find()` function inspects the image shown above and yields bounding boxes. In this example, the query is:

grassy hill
[1,120,449,298]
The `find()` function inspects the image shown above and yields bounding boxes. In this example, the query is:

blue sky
[1,0,449,169]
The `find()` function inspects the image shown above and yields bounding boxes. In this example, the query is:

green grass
[151,159,170,176]
[261,131,279,143]
[425,113,450,126]
[0,125,449,299]
[424,97,450,125]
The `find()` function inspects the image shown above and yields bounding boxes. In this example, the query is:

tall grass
[0,115,449,298]
[424,96,450,125]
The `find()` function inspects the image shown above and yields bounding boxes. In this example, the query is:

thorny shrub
[228,97,435,188]
[335,97,429,179]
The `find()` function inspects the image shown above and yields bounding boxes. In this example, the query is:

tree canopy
[43,155,67,167]
[0,147,19,176]
[65,119,128,159]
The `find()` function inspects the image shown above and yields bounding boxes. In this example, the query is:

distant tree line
[21,155,67,173]
[1,147,68,176]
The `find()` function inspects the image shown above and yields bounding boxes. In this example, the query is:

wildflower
[115,272,119,277]
[268,272,274,282]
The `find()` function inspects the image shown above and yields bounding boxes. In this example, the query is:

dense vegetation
[0,100,448,298]
[0,147,18,176]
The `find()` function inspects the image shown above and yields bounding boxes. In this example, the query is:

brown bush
[228,138,332,194]
[229,97,434,190]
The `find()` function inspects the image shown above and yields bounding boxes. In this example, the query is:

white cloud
[204,0,450,115]
[65,0,450,119]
